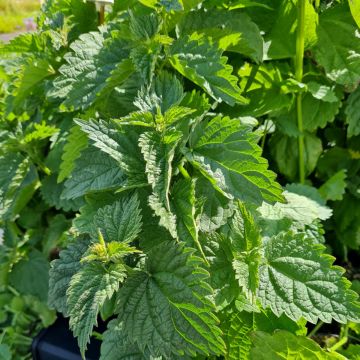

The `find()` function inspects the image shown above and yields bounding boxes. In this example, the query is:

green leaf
[39,0,98,41]
[139,0,201,11]
[178,9,263,62]
[48,237,90,315]
[238,62,293,117]
[141,71,184,113]
[307,82,339,103]
[345,86,360,137]
[248,0,318,59]
[169,35,248,106]
[75,119,146,185]
[130,40,161,82]
[250,330,345,360]
[0,154,38,221]
[49,29,131,110]
[319,170,347,201]
[231,202,261,300]
[339,344,360,360]
[116,241,225,357]
[313,3,360,86]
[333,194,360,250]
[41,173,84,212]
[63,146,125,200]
[68,262,126,357]
[258,231,360,324]
[93,195,142,243]
[58,125,88,183]
[171,178,209,263]
[258,190,332,228]
[186,116,284,206]
[223,309,306,360]
[42,214,71,257]
[171,178,197,245]
[100,319,152,360]
[285,183,326,205]
[139,131,181,237]
[224,311,254,360]
[349,0,360,28]
[0,344,11,360]
[9,250,49,302]
[205,233,239,310]
[0,32,48,54]
[196,176,234,233]
[281,92,341,133]
[23,122,59,143]
[11,58,54,111]
[270,132,323,181]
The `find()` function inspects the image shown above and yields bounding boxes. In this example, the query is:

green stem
[329,323,349,352]
[261,120,270,151]
[178,164,191,180]
[177,165,208,265]
[295,0,306,184]
[308,321,324,338]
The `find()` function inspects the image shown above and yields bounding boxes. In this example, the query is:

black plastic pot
[32,316,103,360]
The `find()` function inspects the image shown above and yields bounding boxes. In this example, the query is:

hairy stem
[178,164,191,180]
[329,323,349,352]
[308,320,324,338]
[295,0,306,184]
[177,164,209,265]
[261,120,270,151]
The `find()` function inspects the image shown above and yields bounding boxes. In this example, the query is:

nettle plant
[43,0,360,359]
[0,0,360,358]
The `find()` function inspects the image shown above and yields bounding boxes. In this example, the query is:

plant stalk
[308,320,324,338]
[178,164,191,180]
[295,0,306,184]
[329,323,349,352]
[99,4,105,25]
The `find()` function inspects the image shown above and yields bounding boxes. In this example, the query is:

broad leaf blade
[68,262,126,357]
[345,86,360,137]
[100,319,154,360]
[93,195,142,243]
[313,3,360,86]
[250,330,345,360]
[169,35,248,106]
[349,0,360,27]
[186,116,284,206]
[62,146,125,200]
[139,131,181,237]
[178,9,263,62]
[258,231,360,324]
[231,202,261,300]
[48,237,90,315]
[58,125,88,183]
[49,30,131,110]
[76,119,146,185]
[116,241,225,357]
